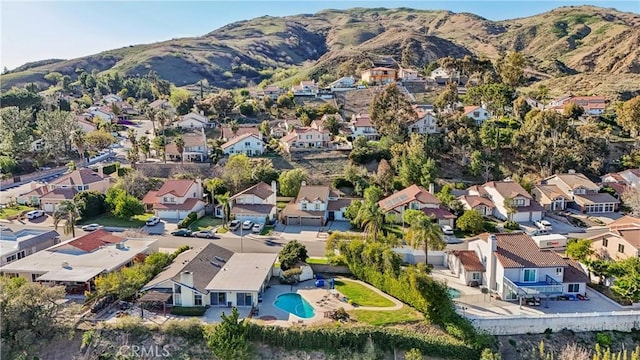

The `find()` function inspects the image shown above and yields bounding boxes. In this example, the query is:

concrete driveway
[143,222,166,235]
[277,225,322,242]
[521,217,581,235]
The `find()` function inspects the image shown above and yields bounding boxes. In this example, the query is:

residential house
[448,233,588,300]
[102,94,122,104]
[291,80,318,97]
[603,168,640,190]
[17,182,49,206]
[165,129,208,162]
[457,195,495,217]
[113,101,138,117]
[88,106,116,123]
[279,127,330,154]
[550,96,607,116]
[149,99,171,110]
[1,228,59,266]
[329,76,356,91]
[378,184,456,227]
[142,179,205,220]
[0,230,158,293]
[251,85,284,100]
[77,116,97,133]
[408,105,438,134]
[539,173,619,213]
[469,181,543,222]
[429,67,460,84]
[221,133,264,157]
[270,123,287,138]
[587,215,640,260]
[220,125,261,141]
[311,113,344,132]
[361,67,397,85]
[282,184,354,226]
[33,169,111,212]
[222,181,277,223]
[398,68,420,81]
[463,106,491,125]
[348,113,379,141]
[531,185,571,212]
[176,112,209,129]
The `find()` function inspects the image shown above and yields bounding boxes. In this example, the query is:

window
[523,269,537,282]
[6,255,16,263]
[174,284,181,294]
[236,292,253,307]
[17,251,25,260]
[210,292,226,306]
[301,203,307,210]
[245,142,251,147]
[602,238,608,247]
[618,244,625,253]
[194,293,202,306]
[31,274,38,282]
[514,198,525,206]
[315,203,321,210]
[472,272,481,280]
[306,135,312,140]
[473,111,480,117]
[556,267,563,276]
[567,284,580,293]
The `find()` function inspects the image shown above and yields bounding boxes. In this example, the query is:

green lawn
[276,201,289,210]
[334,279,395,307]
[189,217,223,231]
[348,306,424,326]
[0,205,35,219]
[306,257,329,265]
[79,213,153,228]
[260,225,274,236]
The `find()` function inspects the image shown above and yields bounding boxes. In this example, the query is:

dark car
[171,229,193,237]
[194,229,217,239]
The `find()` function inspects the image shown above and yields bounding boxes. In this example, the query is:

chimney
[180,271,193,287]
[98,166,104,177]
[428,183,435,194]
[488,234,497,292]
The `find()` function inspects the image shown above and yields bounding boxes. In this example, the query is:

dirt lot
[269,151,351,184]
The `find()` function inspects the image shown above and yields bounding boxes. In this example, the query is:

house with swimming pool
[141,243,277,308]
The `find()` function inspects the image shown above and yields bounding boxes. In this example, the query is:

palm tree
[157,110,171,163]
[139,135,151,159]
[406,213,446,265]
[126,148,139,169]
[71,130,86,161]
[127,128,138,149]
[230,119,239,137]
[146,108,158,136]
[174,136,185,164]
[355,202,385,242]
[215,192,230,227]
[53,200,81,237]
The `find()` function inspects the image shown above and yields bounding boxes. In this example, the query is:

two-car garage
[282,204,325,226]
[286,216,323,226]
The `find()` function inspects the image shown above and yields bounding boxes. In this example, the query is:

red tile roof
[451,250,485,271]
[50,169,109,187]
[378,185,440,212]
[221,125,260,140]
[40,188,77,201]
[608,215,640,231]
[421,207,456,220]
[463,106,481,115]
[142,190,159,205]
[156,180,196,197]
[230,182,273,201]
[66,230,123,253]
[351,113,372,127]
[458,195,495,209]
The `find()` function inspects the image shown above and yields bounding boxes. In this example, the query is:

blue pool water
[448,288,461,299]
[274,293,316,319]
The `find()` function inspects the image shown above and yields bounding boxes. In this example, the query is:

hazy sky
[1,1,639,70]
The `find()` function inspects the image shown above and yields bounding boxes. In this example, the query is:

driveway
[276,225,323,242]
[521,217,581,235]
[143,222,166,235]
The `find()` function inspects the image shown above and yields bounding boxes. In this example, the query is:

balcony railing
[503,277,564,297]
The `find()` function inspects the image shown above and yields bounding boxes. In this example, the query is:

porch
[503,276,564,299]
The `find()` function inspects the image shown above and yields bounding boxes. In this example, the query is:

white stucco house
[142,179,206,220]
[378,184,456,227]
[408,105,439,134]
[348,113,379,141]
[463,106,491,125]
[468,181,543,223]
[221,133,264,157]
[222,181,277,224]
[176,112,209,129]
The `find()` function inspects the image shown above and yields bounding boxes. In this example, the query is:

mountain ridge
[2,5,639,95]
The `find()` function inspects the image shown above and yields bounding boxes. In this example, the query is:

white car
[441,225,454,235]
[26,210,44,220]
[241,220,253,230]
[534,220,553,231]
[82,223,103,231]
[146,217,160,226]
[252,223,264,233]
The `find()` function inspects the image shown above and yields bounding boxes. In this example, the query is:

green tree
[494,51,525,88]
[278,168,308,197]
[74,191,106,219]
[323,115,341,136]
[0,107,32,158]
[434,82,459,111]
[259,120,271,137]
[84,130,116,153]
[71,129,86,159]
[146,107,158,136]
[374,159,394,194]
[262,95,274,110]
[566,238,594,262]
[223,154,252,193]
[563,101,584,121]
[369,83,417,140]
[503,197,517,222]
[617,96,640,138]
[470,150,494,182]
[174,136,185,164]
[513,96,532,122]
[215,192,231,226]
[36,110,80,163]
[457,210,485,234]
[112,192,145,219]
[206,91,235,118]
[279,240,309,270]
[204,178,228,202]
[0,87,43,109]
[169,87,195,115]
[406,212,445,265]
[44,71,63,85]
[53,200,81,237]
[354,201,386,242]
[205,307,251,360]
[405,348,424,360]
[157,110,172,162]
[276,94,293,108]
[480,349,502,360]
[229,119,240,136]
[139,135,151,159]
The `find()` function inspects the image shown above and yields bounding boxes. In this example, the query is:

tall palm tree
[71,129,86,161]
[53,200,81,238]
[215,192,230,227]
[126,148,139,169]
[139,135,151,159]
[406,213,446,265]
[157,110,171,163]
[174,136,185,164]
[146,108,158,136]
[230,119,239,137]
[126,128,137,148]
[355,202,385,242]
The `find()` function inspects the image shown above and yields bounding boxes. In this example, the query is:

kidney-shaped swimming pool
[273,293,315,319]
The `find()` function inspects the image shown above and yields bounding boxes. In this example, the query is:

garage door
[43,203,55,213]
[287,217,300,225]
[301,217,321,226]
[512,212,530,223]
[237,214,263,223]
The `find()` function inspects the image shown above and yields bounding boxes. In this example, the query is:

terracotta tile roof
[230,182,273,201]
[366,67,395,71]
[484,181,531,199]
[463,106,481,115]
[351,113,372,127]
[280,127,329,144]
[153,198,204,211]
[379,185,440,212]
[295,185,330,203]
[142,190,159,205]
[467,185,489,196]
[50,169,109,187]
[451,250,485,271]
[563,259,589,283]
[66,230,123,253]
[221,133,262,149]
[221,125,260,140]
[603,173,625,182]
[615,229,640,249]
[40,188,77,201]
[458,195,495,209]
[477,233,567,268]
[156,180,197,197]
[421,207,456,219]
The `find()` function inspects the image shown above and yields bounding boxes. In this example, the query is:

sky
[1,1,639,70]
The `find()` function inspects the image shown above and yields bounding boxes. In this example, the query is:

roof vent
[61,261,70,268]
[214,256,226,263]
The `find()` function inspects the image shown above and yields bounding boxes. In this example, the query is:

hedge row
[170,306,207,316]
[178,212,198,229]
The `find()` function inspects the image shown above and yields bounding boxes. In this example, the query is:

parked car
[146,216,161,226]
[228,220,241,231]
[194,229,217,239]
[82,223,103,231]
[241,220,253,230]
[529,229,550,236]
[534,219,553,231]
[441,225,454,235]
[171,229,193,237]
[252,223,264,233]
[26,210,44,220]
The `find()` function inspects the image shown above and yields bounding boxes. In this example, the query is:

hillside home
[88,107,116,123]
[279,127,330,154]
[26,169,112,212]
[251,85,284,100]
[457,195,495,217]
[149,99,171,110]
[539,173,619,213]
[463,106,491,125]
[291,80,318,97]
[469,181,543,222]
[329,76,356,91]
[361,67,397,85]
[587,216,640,260]
[531,185,571,212]
[221,133,264,157]
[378,184,456,227]
[142,179,205,220]
[176,112,209,129]
[398,68,420,81]
[550,96,606,116]
[603,168,640,188]
[0,230,158,293]
[448,233,588,300]
[408,105,439,134]
[102,94,122,104]
[222,181,277,224]
[220,125,261,141]
[429,67,460,84]
[0,228,59,266]
[348,113,379,141]
[165,129,207,162]
[76,116,97,133]
[142,243,276,308]
[282,184,353,226]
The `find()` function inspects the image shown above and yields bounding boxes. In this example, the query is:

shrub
[595,332,612,347]
[170,306,207,316]
[178,212,198,229]
[503,220,520,230]
[109,316,157,337]
[162,319,204,341]
[102,164,117,175]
